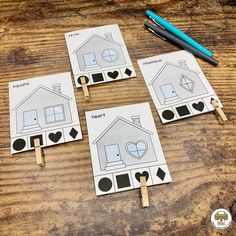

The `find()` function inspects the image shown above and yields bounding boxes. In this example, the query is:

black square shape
[30,134,43,148]
[92,73,104,83]
[116,174,131,189]
[176,105,191,117]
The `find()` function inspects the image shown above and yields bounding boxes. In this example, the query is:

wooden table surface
[0,0,235,235]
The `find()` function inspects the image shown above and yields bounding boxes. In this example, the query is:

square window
[46,114,55,123]
[55,113,64,121]
[45,107,54,115]
[54,105,63,113]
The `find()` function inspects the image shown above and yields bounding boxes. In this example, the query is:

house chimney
[178,60,188,68]
[104,32,113,41]
[52,84,61,93]
[131,115,141,127]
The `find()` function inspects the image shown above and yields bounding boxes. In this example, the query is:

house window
[102,49,118,62]
[126,141,148,159]
[45,105,65,123]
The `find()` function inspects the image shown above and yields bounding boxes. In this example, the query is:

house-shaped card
[65,24,136,88]
[138,51,224,123]
[9,72,82,154]
[86,103,172,196]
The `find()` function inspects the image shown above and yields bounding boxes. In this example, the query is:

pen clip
[149,16,165,29]
[147,28,166,41]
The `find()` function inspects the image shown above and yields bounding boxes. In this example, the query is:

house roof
[92,116,153,144]
[149,62,199,85]
[13,85,71,110]
[73,34,122,53]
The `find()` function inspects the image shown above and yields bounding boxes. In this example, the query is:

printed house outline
[13,84,73,134]
[73,33,126,71]
[92,116,157,171]
[149,60,208,105]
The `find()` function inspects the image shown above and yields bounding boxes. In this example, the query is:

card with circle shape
[137,50,224,123]
[158,107,177,123]
[65,24,136,88]
[94,174,115,196]
[11,136,28,154]
[130,168,153,188]
[149,165,172,185]
[188,99,209,115]
[9,72,82,154]
[74,73,92,87]
[86,102,171,196]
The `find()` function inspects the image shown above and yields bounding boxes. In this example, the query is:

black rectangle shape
[176,105,191,117]
[92,73,104,83]
[116,173,131,189]
[30,134,43,148]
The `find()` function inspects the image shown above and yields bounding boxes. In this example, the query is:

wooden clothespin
[80,76,90,101]
[211,98,228,123]
[33,138,44,167]
[140,176,149,208]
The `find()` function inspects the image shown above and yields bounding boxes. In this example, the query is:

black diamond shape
[156,168,166,181]
[125,68,132,76]
[69,128,78,139]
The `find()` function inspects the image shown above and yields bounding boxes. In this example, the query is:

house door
[160,83,181,103]
[105,144,121,163]
[23,110,38,126]
[83,53,97,67]
[160,83,177,99]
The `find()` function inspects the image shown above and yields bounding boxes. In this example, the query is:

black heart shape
[107,71,119,79]
[135,171,149,182]
[192,102,204,112]
[49,131,62,143]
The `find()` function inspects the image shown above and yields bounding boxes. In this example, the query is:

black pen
[144,22,218,66]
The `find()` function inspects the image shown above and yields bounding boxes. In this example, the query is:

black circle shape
[98,177,112,192]
[162,110,175,120]
[13,138,26,151]
[77,76,89,85]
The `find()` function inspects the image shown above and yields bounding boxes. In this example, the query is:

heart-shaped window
[126,141,148,159]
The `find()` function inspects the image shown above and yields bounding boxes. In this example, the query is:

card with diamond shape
[137,50,223,123]
[86,102,172,196]
[9,72,82,154]
[65,24,136,88]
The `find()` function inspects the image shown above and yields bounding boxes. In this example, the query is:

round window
[102,49,118,62]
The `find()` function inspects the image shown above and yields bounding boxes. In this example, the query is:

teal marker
[146,10,213,57]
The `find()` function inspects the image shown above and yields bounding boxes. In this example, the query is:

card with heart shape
[138,50,223,123]
[9,72,83,154]
[86,102,172,196]
[65,24,136,88]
